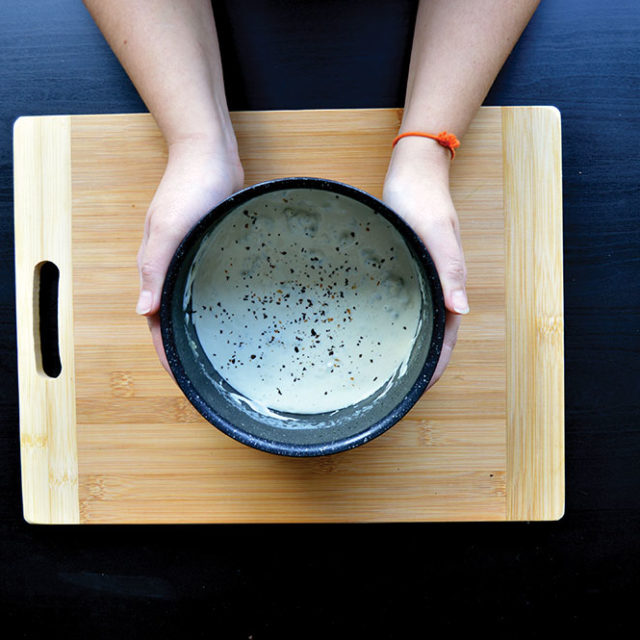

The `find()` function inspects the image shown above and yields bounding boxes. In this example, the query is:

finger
[147,314,174,380]
[427,310,461,390]
[422,216,469,316]
[136,218,185,317]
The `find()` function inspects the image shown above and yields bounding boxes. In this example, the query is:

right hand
[383,136,468,390]
[136,138,244,374]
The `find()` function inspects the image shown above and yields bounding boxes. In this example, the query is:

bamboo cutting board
[14,107,564,524]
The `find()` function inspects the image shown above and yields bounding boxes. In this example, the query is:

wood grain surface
[13,107,564,524]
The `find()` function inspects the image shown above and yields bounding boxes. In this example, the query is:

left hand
[383,137,469,389]
[136,137,244,374]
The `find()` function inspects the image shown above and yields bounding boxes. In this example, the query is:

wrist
[168,123,238,158]
[164,131,244,196]
[163,97,238,157]
[167,119,241,166]
[393,134,451,167]
[387,135,451,186]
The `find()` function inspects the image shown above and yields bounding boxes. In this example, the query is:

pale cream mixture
[188,188,423,414]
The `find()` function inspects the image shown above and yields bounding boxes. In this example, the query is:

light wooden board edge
[503,106,565,521]
[13,116,80,524]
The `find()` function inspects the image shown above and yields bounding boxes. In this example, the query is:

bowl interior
[161,179,444,455]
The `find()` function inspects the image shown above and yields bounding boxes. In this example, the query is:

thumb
[136,224,183,316]
[425,217,469,316]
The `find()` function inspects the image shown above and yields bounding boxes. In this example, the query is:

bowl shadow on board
[160,177,445,457]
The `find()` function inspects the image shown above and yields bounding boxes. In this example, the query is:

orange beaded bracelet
[392,130,461,159]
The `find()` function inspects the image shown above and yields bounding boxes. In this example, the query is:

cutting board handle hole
[34,261,62,378]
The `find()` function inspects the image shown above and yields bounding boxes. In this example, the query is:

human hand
[136,138,244,373]
[383,137,468,390]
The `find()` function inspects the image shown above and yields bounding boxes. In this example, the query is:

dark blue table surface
[0,1,638,636]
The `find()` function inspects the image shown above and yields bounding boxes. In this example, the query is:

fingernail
[136,290,153,315]
[452,289,469,315]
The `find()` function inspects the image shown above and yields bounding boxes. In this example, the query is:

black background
[1,1,638,637]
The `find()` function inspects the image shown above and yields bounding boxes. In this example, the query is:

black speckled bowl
[160,177,445,457]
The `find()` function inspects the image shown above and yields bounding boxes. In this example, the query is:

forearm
[82,0,235,152]
[401,0,540,142]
